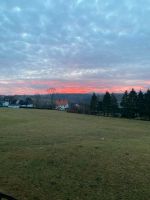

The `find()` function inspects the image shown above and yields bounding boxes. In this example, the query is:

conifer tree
[111,93,119,116]
[120,90,129,117]
[144,89,150,120]
[103,91,111,116]
[137,90,145,118]
[90,93,98,114]
[128,89,138,118]
[97,101,103,114]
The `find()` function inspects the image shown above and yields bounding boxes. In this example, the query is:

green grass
[0,109,150,200]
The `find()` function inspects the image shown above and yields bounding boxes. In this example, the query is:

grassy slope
[0,109,150,200]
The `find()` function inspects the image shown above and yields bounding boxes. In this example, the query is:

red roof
[55,99,68,106]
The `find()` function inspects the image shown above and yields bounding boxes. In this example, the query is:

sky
[0,0,150,95]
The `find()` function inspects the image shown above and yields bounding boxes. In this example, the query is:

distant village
[1,89,150,120]
[0,93,122,113]
[0,95,70,111]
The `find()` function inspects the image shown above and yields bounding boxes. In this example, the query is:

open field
[0,109,150,200]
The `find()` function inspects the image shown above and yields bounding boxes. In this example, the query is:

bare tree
[34,94,41,108]
[47,88,56,109]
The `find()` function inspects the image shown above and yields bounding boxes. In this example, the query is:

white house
[2,101,9,107]
[55,99,69,111]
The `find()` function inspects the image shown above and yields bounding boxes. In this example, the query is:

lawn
[0,109,150,200]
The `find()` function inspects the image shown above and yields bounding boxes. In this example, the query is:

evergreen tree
[120,90,129,117]
[137,90,145,118]
[97,101,103,114]
[128,89,138,118]
[90,93,98,114]
[103,91,111,116]
[111,93,119,116]
[144,89,150,120]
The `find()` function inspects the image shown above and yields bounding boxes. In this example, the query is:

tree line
[90,89,150,120]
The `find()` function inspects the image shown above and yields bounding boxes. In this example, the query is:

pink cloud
[0,79,149,95]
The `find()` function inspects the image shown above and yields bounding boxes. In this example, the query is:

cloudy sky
[0,0,150,94]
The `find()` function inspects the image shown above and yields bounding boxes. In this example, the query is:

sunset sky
[0,0,150,94]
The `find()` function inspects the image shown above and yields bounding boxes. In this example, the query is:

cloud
[0,0,150,94]
[12,6,22,13]
[0,79,149,95]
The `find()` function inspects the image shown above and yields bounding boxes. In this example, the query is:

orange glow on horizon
[0,79,149,95]
[8,85,145,95]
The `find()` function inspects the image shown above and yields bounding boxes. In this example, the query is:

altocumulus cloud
[0,0,150,94]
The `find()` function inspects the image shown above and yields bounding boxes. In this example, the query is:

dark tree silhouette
[90,93,98,114]
[111,93,119,116]
[121,90,129,117]
[103,91,111,116]
[97,101,103,114]
[137,90,145,118]
[144,89,150,120]
[128,89,138,118]
[47,88,56,109]
[25,97,33,105]
[19,99,25,106]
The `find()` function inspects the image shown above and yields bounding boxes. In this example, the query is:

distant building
[27,104,34,108]
[55,99,69,111]
[20,104,34,108]
[8,105,20,109]
[2,101,9,107]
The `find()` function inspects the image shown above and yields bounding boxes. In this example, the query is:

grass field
[0,109,150,200]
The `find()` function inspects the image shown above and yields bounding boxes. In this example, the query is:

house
[55,99,69,111]
[27,104,34,108]
[2,101,9,107]
[8,105,20,109]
